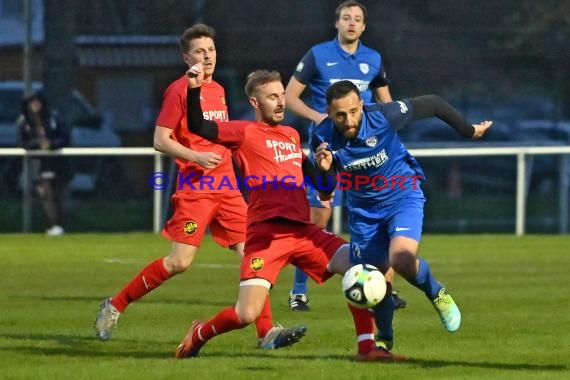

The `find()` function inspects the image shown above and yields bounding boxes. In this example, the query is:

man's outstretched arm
[408,95,492,138]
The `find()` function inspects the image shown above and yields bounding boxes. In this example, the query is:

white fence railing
[1,146,569,235]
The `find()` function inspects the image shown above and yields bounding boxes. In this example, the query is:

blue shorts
[348,197,425,265]
[306,185,344,208]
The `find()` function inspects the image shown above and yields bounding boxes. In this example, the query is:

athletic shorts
[349,197,425,265]
[241,220,347,285]
[162,190,246,248]
[306,185,344,208]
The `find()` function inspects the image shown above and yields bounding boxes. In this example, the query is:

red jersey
[156,76,234,193]
[216,120,311,225]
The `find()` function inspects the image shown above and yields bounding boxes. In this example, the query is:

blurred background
[0,0,568,233]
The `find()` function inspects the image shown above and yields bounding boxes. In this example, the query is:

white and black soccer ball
[342,264,387,309]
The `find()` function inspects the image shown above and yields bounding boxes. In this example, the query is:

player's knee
[230,243,245,258]
[390,250,416,280]
[235,304,259,325]
[163,255,193,274]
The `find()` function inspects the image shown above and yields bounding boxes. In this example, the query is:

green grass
[0,234,569,379]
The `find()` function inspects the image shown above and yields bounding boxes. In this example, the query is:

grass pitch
[0,233,568,379]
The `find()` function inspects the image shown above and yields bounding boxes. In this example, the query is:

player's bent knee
[390,251,417,280]
[327,244,351,274]
[163,254,195,274]
[236,279,271,324]
[235,305,260,325]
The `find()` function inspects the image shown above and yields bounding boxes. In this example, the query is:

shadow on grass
[12,295,232,308]
[403,357,567,372]
[0,333,173,348]
[1,335,567,373]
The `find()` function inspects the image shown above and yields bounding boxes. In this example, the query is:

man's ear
[249,96,259,109]
[182,53,190,65]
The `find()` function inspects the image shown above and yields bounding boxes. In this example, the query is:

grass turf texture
[0,233,568,379]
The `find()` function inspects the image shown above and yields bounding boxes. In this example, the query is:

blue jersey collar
[333,37,361,59]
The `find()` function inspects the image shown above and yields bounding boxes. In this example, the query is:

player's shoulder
[163,75,188,96]
[363,102,384,114]
[363,103,390,124]
[356,43,382,59]
[314,118,333,136]
[311,39,337,55]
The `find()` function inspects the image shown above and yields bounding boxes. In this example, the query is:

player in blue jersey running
[312,80,492,350]
[285,0,407,312]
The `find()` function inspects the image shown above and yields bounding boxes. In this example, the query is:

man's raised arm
[186,63,218,141]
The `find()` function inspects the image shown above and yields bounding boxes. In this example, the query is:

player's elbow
[153,135,167,153]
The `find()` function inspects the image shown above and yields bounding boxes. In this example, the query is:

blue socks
[412,257,443,299]
[291,267,309,295]
[373,291,394,342]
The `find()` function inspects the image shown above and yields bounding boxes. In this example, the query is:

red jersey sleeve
[156,81,183,129]
[216,120,251,150]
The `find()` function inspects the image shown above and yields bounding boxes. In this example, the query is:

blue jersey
[293,38,389,114]
[313,100,426,207]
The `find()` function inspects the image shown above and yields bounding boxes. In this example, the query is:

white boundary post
[515,152,527,236]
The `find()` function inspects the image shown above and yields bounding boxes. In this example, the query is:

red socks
[195,306,247,343]
[254,296,273,339]
[347,303,376,354]
[111,258,171,312]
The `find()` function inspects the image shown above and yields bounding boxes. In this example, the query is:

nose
[346,116,358,128]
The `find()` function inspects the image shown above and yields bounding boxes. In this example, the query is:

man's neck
[338,37,359,55]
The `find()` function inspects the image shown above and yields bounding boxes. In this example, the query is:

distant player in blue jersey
[313,80,492,350]
[285,0,407,312]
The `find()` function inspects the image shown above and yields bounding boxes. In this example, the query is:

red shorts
[241,220,347,285]
[162,191,246,247]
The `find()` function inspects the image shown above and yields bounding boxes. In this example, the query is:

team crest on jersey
[365,136,378,147]
[296,62,304,72]
[183,220,198,236]
[359,63,369,74]
[289,135,297,145]
[250,257,264,271]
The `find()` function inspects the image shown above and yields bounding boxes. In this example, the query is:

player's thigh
[349,210,390,267]
[386,197,425,246]
[162,192,219,246]
[209,191,247,248]
[240,222,294,285]
[290,224,346,283]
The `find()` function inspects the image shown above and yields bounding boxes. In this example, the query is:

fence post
[559,154,569,234]
[153,152,163,234]
[515,151,526,236]
[22,153,32,232]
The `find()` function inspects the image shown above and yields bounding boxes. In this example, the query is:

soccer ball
[342,264,386,309]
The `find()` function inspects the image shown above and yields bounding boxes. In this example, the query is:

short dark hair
[180,23,216,52]
[245,70,282,97]
[326,80,361,105]
[335,1,367,22]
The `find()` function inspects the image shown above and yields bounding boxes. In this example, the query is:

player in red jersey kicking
[94,24,304,350]
[174,65,407,362]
